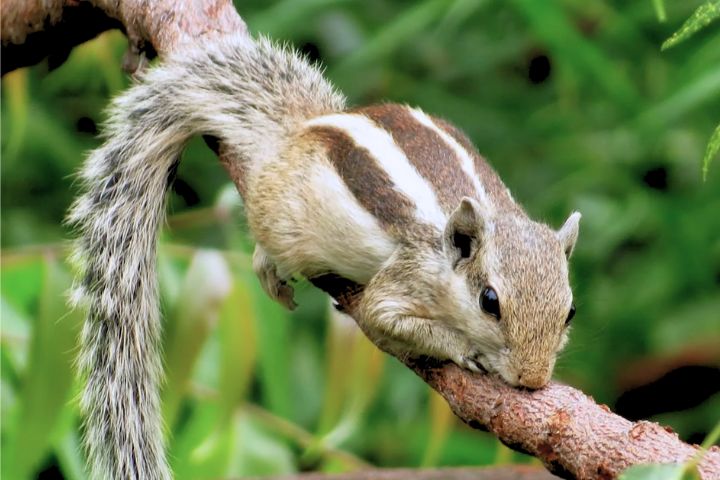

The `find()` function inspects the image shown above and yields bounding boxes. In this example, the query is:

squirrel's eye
[566,303,576,326]
[480,287,500,319]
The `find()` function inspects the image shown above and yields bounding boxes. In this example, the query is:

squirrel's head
[443,197,580,389]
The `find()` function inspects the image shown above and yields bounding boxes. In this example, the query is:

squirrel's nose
[517,371,549,390]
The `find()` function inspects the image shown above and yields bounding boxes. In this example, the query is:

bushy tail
[67,34,344,479]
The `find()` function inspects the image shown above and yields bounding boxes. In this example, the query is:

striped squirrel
[68,34,580,479]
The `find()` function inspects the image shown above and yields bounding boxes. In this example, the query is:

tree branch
[4,1,719,479]
[412,360,720,479]
[252,466,558,480]
[1,0,246,74]
[1,1,123,75]
[330,289,720,480]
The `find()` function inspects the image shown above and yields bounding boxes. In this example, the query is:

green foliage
[2,1,719,478]
[703,122,720,180]
[659,0,720,179]
[661,1,720,50]
[652,0,668,23]
[619,464,691,480]
[2,256,82,479]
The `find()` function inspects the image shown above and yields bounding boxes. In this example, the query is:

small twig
[188,382,370,469]
[0,242,69,264]
[242,403,373,470]
[166,204,236,230]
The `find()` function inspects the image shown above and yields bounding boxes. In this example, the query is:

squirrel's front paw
[272,279,298,310]
[253,246,297,310]
[456,356,483,373]
[452,350,489,374]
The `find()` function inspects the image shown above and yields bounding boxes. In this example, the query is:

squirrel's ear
[557,211,581,258]
[444,197,485,262]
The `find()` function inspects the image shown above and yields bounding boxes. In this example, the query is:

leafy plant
[659,0,720,179]
[661,1,720,50]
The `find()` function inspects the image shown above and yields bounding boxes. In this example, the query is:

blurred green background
[2,0,719,478]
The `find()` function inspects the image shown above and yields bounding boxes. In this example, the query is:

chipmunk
[69,34,580,479]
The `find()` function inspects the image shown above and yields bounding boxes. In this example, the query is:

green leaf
[662,1,720,51]
[316,307,359,436]
[702,122,720,180]
[1,296,31,373]
[653,0,668,22]
[683,420,720,478]
[250,277,292,418]
[157,250,184,309]
[619,463,685,480]
[636,66,720,130]
[162,250,233,430]
[701,420,720,450]
[421,390,453,467]
[55,427,87,480]
[170,402,227,479]
[1,69,29,162]
[0,257,44,314]
[217,272,258,421]
[2,257,82,480]
[310,306,384,465]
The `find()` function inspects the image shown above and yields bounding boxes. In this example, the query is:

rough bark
[1,0,246,74]
[411,359,720,479]
[3,1,719,479]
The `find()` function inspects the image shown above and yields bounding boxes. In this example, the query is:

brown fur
[358,104,476,213]
[433,117,521,214]
[305,126,417,232]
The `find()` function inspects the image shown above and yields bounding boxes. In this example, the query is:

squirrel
[68,34,580,479]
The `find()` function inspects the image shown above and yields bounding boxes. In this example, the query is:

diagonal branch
[330,289,720,480]
[3,1,719,479]
[412,360,720,479]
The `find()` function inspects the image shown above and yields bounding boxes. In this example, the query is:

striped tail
[67,34,343,479]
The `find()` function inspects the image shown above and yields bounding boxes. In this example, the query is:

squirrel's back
[246,103,522,284]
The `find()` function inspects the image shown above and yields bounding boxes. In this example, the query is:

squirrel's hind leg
[253,245,297,310]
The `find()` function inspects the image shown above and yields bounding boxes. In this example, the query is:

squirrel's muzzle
[517,370,551,389]
[513,358,555,389]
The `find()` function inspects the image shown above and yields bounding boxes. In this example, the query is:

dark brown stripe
[308,273,364,307]
[432,117,520,213]
[356,104,477,214]
[303,125,422,239]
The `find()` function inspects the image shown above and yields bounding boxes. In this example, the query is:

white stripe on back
[305,163,396,281]
[407,108,494,213]
[306,113,447,230]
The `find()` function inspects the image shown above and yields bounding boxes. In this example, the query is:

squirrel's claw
[274,280,298,310]
[253,246,298,310]
[456,355,484,373]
